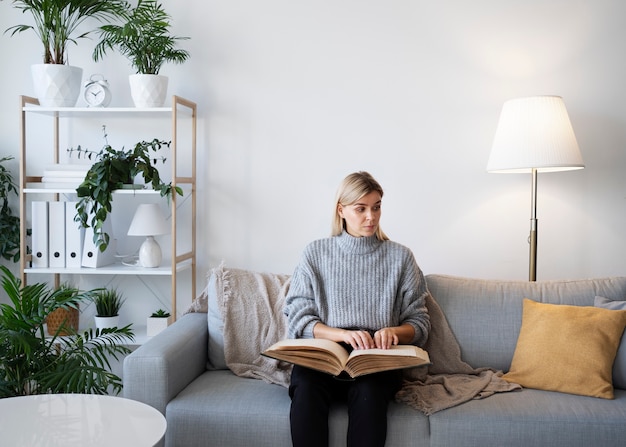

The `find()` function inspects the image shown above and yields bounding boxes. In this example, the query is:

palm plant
[0,266,134,397]
[0,156,20,262]
[92,0,190,74]
[2,0,129,64]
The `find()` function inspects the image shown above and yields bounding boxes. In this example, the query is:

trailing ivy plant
[68,126,183,251]
[0,156,21,262]
[0,266,134,397]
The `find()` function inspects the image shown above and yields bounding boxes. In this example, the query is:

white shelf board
[131,326,151,345]
[24,185,161,194]
[25,259,192,276]
[23,105,173,117]
[46,325,152,346]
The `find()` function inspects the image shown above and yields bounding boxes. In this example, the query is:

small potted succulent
[68,125,183,252]
[2,0,128,106]
[147,308,171,336]
[92,288,125,330]
[92,0,190,107]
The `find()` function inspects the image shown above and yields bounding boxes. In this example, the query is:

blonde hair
[331,171,389,240]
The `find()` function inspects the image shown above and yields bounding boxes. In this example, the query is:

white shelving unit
[18,95,197,324]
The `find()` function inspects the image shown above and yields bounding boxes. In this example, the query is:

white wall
[0,1,625,319]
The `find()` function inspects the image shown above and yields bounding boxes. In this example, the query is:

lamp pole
[487,96,584,283]
[529,168,538,282]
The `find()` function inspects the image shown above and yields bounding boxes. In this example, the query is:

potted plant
[68,125,183,251]
[0,156,20,262]
[45,283,80,336]
[2,0,129,107]
[92,288,124,329]
[147,308,171,336]
[0,266,134,396]
[92,0,190,107]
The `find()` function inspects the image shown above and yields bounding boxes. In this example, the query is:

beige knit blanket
[196,266,519,415]
[215,267,294,387]
[396,294,521,415]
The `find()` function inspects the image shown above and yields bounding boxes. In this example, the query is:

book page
[265,338,350,375]
[347,345,428,360]
[344,345,430,378]
[264,340,430,378]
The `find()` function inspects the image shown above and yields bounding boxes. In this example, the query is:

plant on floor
[0,156,20,262]
[0,266,134,397]
[92,0,190,75]
[68,125,182,251]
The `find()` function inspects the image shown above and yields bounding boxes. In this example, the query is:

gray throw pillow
[594,296,626,390]
[207,270,227,370]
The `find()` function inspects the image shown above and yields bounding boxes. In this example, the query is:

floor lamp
[487,96,584,281]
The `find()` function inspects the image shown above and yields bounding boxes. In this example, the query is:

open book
[262,338,430,378]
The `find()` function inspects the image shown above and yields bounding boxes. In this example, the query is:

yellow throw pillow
[503,298,626,399]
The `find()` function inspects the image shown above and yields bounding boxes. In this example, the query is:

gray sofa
[124,269,626,446]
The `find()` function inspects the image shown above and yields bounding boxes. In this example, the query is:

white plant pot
[31,64,83,107]
[147,316,172,336]
[95,315,120,330]
[129,74,168,108]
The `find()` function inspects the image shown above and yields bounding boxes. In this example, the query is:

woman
[284,171,431,447]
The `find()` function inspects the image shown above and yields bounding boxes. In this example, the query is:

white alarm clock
[83,74,112,107]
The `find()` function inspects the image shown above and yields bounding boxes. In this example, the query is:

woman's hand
[373,328,400,349]
[313,323,415,350]
[374,324,415,349]
[313,323,374,350]
[341,329,375,350]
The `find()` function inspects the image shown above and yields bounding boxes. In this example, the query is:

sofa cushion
[425,275,626,372]
[429,388,626,447]
[594,296,626,390]
[503,299,626,399]
[166,370,431,447]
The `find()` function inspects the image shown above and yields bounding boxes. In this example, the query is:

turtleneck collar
[336,230,383,255]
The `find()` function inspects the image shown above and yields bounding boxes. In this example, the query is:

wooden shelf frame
[18,95,197,321]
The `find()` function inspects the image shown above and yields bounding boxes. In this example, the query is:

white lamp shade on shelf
[128,204,170,268]
[487,96,585,173]
[128,204,170,237]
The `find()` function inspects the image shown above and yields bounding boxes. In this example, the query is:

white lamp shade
[127,204,170,236]
[487,96,584,173]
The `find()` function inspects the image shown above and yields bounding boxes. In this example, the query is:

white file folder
[48,201,65,268]
[82,217,116,268]
[65,202,84,268]
[31,201,49,268]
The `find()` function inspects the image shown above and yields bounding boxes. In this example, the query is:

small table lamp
[487,96,584,281]
[127,204,170,268]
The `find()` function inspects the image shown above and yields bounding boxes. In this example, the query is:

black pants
[289,365,402,447]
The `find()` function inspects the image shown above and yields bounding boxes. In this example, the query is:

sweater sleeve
[284,249,320,339]
[398,252,431,347]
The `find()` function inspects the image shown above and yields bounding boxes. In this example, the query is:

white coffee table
[0,393,166,446]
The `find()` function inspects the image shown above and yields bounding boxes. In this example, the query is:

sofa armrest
[124,312,208,414]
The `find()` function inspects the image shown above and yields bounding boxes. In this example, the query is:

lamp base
[138,236,162,268]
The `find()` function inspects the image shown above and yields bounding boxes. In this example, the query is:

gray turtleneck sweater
[284,231,430,347]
